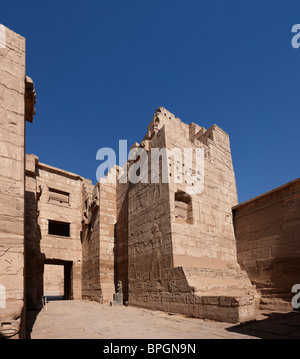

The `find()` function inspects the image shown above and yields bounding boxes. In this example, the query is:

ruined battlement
[137,108,231,163]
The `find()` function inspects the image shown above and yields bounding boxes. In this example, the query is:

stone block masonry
[25,155,117,310]
[2,25,299,338]
[119,107,259,323]
[81,169,116,304]
[23,106,260,324]
[0,25,36,338]
[233,178,300,310]
[25,155,83,308]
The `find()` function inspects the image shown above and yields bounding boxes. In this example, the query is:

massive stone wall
[126,125,173,305]
[233,178,300,310]
[120,107,259,323]
[166,116,239,270]
[0,25,35,338]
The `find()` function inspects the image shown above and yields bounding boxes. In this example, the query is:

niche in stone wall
[48,188,70,205]
[174,190,194,224]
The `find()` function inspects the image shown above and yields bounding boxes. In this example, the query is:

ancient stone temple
[116,107,259,323]
[0,25,299,338]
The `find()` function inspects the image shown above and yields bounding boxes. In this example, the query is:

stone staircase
[252,281,293,311]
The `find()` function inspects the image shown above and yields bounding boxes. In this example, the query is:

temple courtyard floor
[26,300,300,339]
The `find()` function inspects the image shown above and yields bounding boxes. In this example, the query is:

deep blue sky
[2,0,300,203]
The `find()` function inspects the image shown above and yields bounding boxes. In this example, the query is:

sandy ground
[27,300,300,339]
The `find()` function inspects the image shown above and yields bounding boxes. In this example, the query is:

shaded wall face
[81,186,102,303]
[233,180,300,302]
[116,182,129,300]
[25,167,41,309]
[0,26,26,338]
[81,180,116,304]
[81,181,102,302]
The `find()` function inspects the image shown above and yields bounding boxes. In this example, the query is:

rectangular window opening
[48,220,70,237]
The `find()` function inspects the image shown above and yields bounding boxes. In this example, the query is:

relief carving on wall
[0,246,21,274]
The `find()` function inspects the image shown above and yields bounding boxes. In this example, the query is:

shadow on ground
[26,297,65,338]
[227,310,300,339]
[46,296,64,301]
[26,309,42,339]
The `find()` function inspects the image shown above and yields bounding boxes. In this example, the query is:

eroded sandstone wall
[233,178,300,310]
[166,117,239,271]
[122,107,258,323]
[127,126,173,306]
[0,26,27,338]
